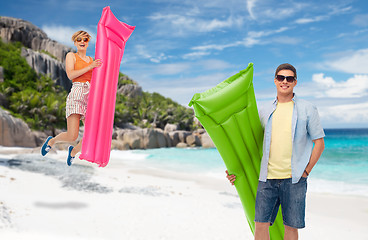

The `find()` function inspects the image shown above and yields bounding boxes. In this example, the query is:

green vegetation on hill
[0,40,67,131]
[0,39,197,131]
[115,91,195,130]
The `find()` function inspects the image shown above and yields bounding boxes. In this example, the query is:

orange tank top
[73,53,93,83]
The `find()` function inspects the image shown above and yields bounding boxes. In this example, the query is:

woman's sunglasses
[276,75,296,83]
[76,37,89,43]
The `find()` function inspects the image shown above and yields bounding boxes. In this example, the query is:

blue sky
[1,0,368,128]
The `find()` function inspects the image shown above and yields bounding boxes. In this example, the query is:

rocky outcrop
[117,84,142,98]
[199,132,215,148]
[167,131,180,146]
[0,17,74,91]
[0,16,72,63]
[164,123,178,132]
[21,48,71,91]
[177,130,192,143]
[186,134,201,146]
[111,139,130,150]
[144,128,168,148]
[112,123,215,149]
[117,128,169,149]
[165,130,191,147]
[176,142,189,148]
[117,76,142,98]
[0,108,37,147]
[118,129,144,149]
[0,108,215,149]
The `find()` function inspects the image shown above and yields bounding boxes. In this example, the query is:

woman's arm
[65,52,102,80]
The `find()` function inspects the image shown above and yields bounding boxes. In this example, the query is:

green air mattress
[189,63,284,239]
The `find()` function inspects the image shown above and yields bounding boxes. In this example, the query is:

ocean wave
[308,178,368,197]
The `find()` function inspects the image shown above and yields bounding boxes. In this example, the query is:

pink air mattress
[80,6,135,167]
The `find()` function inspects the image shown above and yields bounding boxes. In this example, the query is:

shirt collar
[273,93,297,105]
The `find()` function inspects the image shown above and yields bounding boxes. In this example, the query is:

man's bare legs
[284,225,298,240]
[254,222,298,240]
[255,222,270,240]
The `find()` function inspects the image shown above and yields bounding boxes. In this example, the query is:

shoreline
[3,145,367,197]
[1,147,368,239]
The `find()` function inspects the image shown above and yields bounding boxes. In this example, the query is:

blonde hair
[71,30,91,42]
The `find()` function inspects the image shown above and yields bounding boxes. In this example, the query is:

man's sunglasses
[276,75,296,83]
[76,37,89,43]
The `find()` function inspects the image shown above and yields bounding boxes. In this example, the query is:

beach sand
[0,147,367,240]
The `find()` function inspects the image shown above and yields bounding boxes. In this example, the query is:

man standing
[226,63,325,240]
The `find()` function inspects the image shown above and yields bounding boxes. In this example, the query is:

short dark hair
[275,63,297,79]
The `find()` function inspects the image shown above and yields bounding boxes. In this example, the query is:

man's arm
[302,137,325,177]
[226,170,236,185]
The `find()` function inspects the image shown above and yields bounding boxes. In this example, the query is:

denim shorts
[254,178,307,229]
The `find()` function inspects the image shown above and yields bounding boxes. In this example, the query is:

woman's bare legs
[70,120,84,157]
[48,114,81,150]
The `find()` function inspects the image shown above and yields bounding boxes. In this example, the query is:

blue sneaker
[67,146,75,166]
[41,136,53,156]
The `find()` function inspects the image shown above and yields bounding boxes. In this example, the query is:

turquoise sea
[112,128,368,196]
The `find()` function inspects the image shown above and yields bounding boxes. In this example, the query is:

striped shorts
[66,82,90,120]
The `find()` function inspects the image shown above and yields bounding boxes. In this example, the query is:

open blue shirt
[258,94,325,184]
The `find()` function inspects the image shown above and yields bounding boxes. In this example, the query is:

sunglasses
[76,37,89,43]
[276,75,296,83]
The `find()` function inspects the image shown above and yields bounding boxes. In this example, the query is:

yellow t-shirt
[267,101,294,179]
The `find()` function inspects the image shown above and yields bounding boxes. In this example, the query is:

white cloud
[330,6,353,15]
[311,73,368,98]
[148,13,244,36]
[246,1,308,22]
[203,17,242,32]
[124,67,231,105]
[337,29,368,38]
[325,49,368,74]
[318,102,368,126]
[144,72,232,106]
[126,59,233,77]
[192,42,238,52]
[352,14,368,27]
[191,27,291,52]
[153,63,191,75]
[123,58,235,105]
[295,5,352,25]
[272,36,301,45]
[134,44,169,63]
[295,16,327,24]
[199,59,234,71]
[182,51,211,60]
[161,59,232,75]
[290,72,368,127]
[248,27,289,38]
[246,0,256,20]
[42,24,96,47]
